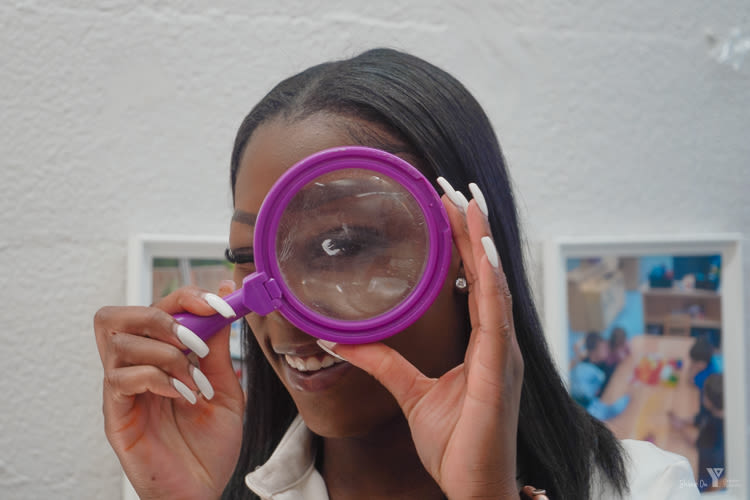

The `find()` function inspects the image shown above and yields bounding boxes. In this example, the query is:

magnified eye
[310,225,385,263]
[272,165,435,323]
[321,238,341,256]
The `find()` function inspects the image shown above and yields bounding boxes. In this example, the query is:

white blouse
[245,415,701,499]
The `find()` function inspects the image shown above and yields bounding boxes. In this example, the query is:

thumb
[318,340,434,418]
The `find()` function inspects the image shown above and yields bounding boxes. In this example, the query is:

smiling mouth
[283,353,346,372]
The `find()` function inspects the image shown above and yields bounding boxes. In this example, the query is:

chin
[294,393,404,439]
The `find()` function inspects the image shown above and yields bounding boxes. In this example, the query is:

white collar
[244,415,319,497]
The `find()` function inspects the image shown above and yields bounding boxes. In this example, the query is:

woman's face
[230,113,465,438]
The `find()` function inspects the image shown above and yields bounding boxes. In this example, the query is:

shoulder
[592,440,701,499]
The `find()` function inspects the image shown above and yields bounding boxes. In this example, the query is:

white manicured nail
[171,377,197,404]
[316,340,346,361]
[481,236,500,269]
[455,191,470,213]
[468,183,489,217]
[175,324,210,358]
[202,292,236,319]
[190,366,214,400]
[437,177,468,214]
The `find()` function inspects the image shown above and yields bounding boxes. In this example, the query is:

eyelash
[306,226,385,259]
[225,248,254,264]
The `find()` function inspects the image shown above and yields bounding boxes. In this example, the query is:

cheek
[386,272,466,377]
[232,266,249,291]
[243,314,288,381]
[244,313,271,343]
[244,312,296,355]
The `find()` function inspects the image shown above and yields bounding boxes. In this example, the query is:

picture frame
[543,234,745,497]
[127,233,230,305]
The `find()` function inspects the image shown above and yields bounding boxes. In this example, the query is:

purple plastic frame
[174,146,452,344]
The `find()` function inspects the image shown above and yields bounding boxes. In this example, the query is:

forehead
[235,114,365,211]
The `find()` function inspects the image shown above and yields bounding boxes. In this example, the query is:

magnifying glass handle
[173,272,281,343]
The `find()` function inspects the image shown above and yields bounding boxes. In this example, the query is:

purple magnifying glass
[174,146,452,344]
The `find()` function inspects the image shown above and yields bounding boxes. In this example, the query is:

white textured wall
[1,2,748,498]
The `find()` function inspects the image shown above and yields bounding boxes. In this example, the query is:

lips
[283,352,345,372]
[275,346,352,392]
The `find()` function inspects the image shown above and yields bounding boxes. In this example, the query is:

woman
[94,48,698,499]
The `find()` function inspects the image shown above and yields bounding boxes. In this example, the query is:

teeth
[305,357,322,371]
[284,353,344,372]
[293,356,305,371]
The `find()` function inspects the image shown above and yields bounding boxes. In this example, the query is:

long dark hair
[222,48,628,499]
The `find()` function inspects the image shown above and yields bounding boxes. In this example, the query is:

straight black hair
[222,48,628,499]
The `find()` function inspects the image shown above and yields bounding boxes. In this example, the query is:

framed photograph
[544,234,745,497]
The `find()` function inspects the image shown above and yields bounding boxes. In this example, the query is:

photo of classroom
[566,254,725,493]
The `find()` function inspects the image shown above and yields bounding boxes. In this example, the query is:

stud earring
[454,276,468,292]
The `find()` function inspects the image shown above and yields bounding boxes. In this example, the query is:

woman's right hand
[94,282,245,500]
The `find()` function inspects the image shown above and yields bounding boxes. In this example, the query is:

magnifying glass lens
[276,168,429,321]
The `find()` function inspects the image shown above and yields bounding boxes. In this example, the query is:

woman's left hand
[322,186,525,500]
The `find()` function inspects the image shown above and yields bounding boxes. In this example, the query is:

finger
[197,324,237,391]
[522,485,550,500]
[437,178,491,332]
[441,195,480,327]
[195,280,243,402]
[462,183,492,287]
[465,200,494,295]
[457,197,495,365]
[103,364,197,414]
[443,196,474,277]
[437,181,475,284]
[152,285,234,318]
[476,235,514,345]
[109,330,192,372]
[107,332,214,400]
[318,340,434,418]
[217,279,237,298]
[202,279,237,368]
[102,364,197,452]
[94,305,210,359]
[466,237,523,407]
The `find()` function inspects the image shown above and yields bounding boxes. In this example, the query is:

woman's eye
[233,263,256,281]
[237,261,256,272]
[309,226,384,261]
[321,236,364,256]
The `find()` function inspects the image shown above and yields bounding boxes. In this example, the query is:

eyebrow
[232,210,257,226]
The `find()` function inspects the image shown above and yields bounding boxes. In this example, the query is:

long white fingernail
[468,183,489,217]
[316,339,346,361]
[190,366,214,400]
[202,292,236,319]
[437,177,468,214]
[455,191,470,213]
[171,377,197,404]
[175,324,210,358]
[481,236,500,269]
